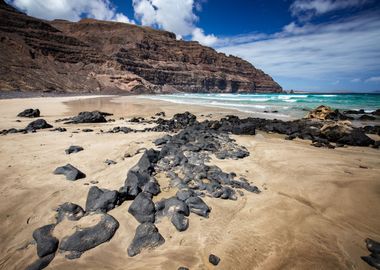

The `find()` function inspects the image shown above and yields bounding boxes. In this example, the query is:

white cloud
[132,0,218,45]
[7,0,134,23]
[291,0,372,20]
[366,76,380,82]
[217,12,380,83]
[191,27,218,46]
[351,78,361,82]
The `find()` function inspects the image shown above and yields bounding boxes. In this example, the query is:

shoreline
[0,95,379,270]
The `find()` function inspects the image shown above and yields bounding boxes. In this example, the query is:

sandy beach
[0,95,379,270]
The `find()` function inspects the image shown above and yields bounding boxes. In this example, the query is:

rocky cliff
[0,0,282,94]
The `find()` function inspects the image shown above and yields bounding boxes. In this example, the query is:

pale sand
[0,96,379,270]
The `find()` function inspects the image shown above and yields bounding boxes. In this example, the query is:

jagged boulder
[53,164,86,180]
[128,192,156,223]
[32,224,59,258]
[127,222,165,257]
[85,186,119,212]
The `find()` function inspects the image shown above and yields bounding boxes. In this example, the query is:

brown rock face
[0,0,282,94]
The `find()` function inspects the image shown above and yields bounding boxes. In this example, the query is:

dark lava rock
[59,213,119,255]
[155,112,166,117]
[362,256,380,269]
[65,111,107,124]
[231,123,256,135]
[142,179,161,195]
[366,238,380,255]
[343,109,365,114]
[152,112,197,132]
[185,197,210,218]
[124,149,160,196]
[337,129,374,146]
[26,119,53,131]
[105,159,117,165]
[108,126,133,133]
[209,254,220,266]
[230,180,260,193]
[82,128,94,132]
[359,115,376,121]
[65,145,83,155]
[51,127,66,132]
[361,238,380,269]
[18,108,40,118]
[127,222,165,257]
[56,202,85,223]
[128,192,156,223]
[154,134,172,146]
[372,109,380,116]
[130,117,144,123]
[176,189,196,201]
[32,224,59,258]
[171,213,189,231]
[53,164,86,180]
[124,170,150,197]
[158,197,190,217]
[26,253,55,270]
[363,126,380,135]
[85,186,119,213]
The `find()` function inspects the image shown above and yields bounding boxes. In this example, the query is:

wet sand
[0,95,379,270]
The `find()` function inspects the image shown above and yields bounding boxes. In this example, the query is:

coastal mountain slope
[0,0,282,93]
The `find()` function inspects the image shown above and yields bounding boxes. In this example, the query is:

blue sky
[7,0,380,92]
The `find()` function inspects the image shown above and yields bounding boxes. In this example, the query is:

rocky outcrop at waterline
[0,0,282,94]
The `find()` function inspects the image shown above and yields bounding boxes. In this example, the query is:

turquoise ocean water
[142,93,380,119]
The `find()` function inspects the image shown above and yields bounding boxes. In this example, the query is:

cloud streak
[217,11,380,89]
[290,0,372,20]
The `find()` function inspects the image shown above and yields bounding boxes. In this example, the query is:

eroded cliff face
[0,0,282,93]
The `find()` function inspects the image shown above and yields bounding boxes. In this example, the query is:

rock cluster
[1,118,53,135]
[27,112,261,268]
[22,108,379,269]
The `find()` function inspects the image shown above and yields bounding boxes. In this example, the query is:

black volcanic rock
[65,145,83,154]
[209,254,221,266]
[26,253,55,270]
[59,213,119,256]
[85,186,119,213]
[128,192,156,223]
[18,108,40,118]
[56,202,85,223]
[32,224,59,258]
[362,238,380,269]
[53,164,86,180]
[127,222,165,257]
[26,119,52,131]
[65,111,107,124]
